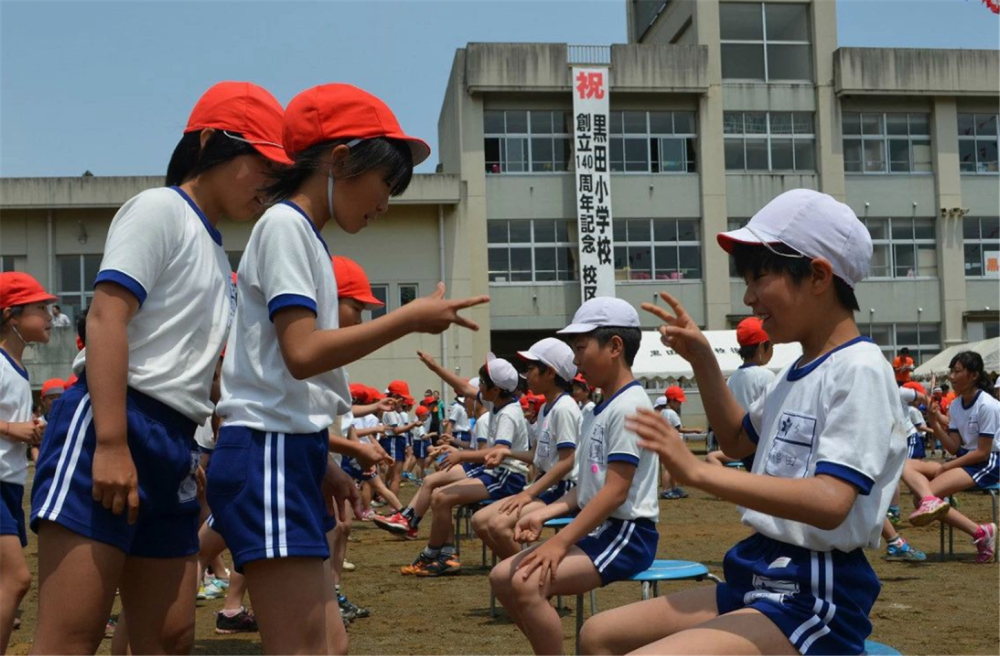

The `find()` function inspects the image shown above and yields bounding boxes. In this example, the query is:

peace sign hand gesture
[640,292,713,365]
[405,283,490,334]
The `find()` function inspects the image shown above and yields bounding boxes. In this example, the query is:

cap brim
[401,136,431,166]
[717,226,786,253]
[19,292,59,305]
[516,350,540,362]
[556,323,598,335]
[251,142,293,166]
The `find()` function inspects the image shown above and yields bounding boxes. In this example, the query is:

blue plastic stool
[938,483,998,561]
[724,461,745,469]
[863,639,901,655]
[628,559,723,599]
[544,517,574,529]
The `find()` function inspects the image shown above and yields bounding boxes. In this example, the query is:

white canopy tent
[632,330,803,384]
[913,337,1000,378]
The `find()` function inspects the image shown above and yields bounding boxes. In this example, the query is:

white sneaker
[342,560,356,572]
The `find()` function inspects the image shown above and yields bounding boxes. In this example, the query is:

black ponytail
[950,351,993,394]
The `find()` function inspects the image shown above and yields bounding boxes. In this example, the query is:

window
[867,323,941,365]
[724,112,815,171]
[488,219,578,283]
[959,113,999,174]
[963,217,1000,278]
[720,3,812,81]
[864,217,937,278]
[56,254,102,320]
[727,218,748,278]
[398,284,418,307]
[613,219,701,281]
[484,110,572,174]
[843,113,932,174]
[367,284,388,321]
[609,111,698,173]
[0,256,20,272]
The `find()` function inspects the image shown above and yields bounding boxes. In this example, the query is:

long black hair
[166,130,259,187]
[263,137,413,202]
[731,242,859,312]
[949,351,993,394]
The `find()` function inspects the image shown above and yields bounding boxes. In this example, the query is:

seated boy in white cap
[379,354,531,577]
[471,337,583,560]
[489,298,660,655]
[579,189,907,656]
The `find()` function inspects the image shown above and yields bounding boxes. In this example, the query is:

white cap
[653,395,667,408]
[468,376,480,389]
[557,297,640,335]
[485,352,520,393]
[717,189,872,289]
[517,337,577,382]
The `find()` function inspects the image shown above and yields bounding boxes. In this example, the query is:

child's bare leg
[491,546,603,655]
[929,469,984,536]
[223,570,249,613]
[407,468,466,517]
[0,536,31,654]
[579,587,719,655]
[628,608,797,656]
[488,501,546,559]
[369,476,403,512]
[427,480,488,548]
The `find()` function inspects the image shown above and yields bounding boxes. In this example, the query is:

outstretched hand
[407,283,490,334]
[640,292,713,364]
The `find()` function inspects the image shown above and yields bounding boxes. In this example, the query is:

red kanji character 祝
[576,71,606,100]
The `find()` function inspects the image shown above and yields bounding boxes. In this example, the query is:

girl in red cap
[29,82,291,655]
[0,272,53,652]
[207,83,488,655]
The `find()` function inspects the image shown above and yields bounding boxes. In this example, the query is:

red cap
[519,395,532,410]
[531,394,546,410]
[387,380,410,397]
[573,374,595,392]
[349,383,369,404]
[736,317,769,347]
[665,386,687,403]
[367,386,385,401]
[422,395,436,406]
[75,335,84,351]
[0,272,57,308]
[416,405,430,417]
[282,83,430,164]
[903,381,927,396]
[41,378,65,397]
[332,256,383,309]
[65,374,79,387]
[185,81,292,165]
[402,395,415,406]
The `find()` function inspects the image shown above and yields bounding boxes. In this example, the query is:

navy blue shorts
[30,374,200,558]
[907,433,926,460]
[716,533,879,655]
[577,517,658,586]
[380,436,407,462]
[537,479,576,505]
[463,462,485,479]
[206,426,330,573]
[473,468,527,501]
[959,448,1000,488]
[1,483,27,547]
[323,513,337,533]
[342,458,377,482]
[412,440,429,459]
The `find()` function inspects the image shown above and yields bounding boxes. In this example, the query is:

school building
[2,0,998,402]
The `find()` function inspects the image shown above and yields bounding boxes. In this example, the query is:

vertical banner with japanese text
[572,66,615,301]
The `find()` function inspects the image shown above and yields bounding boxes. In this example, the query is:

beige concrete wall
[610,44,709,92]
[835,49,1000,97]
[636,0,696,45]
[966,281,1000,317]
[725,174,821,217]
[844,177,938,218]
[961,177,1000,216]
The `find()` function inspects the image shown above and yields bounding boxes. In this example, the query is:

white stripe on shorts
[38,394,93,521]
[597,520,635,574]
[264,433,273,559]
[593,521,630,571]
[276,433,288,557]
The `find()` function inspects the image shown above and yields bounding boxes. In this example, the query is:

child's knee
[510,571,545,605]
[471,510,490,535]
[487,512,512,537]
[6,563,31,598]
[579,617,613,656]
[488,559,514,594]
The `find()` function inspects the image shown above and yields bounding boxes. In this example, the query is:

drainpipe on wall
[47,210,55,290]
[438,204,448,400]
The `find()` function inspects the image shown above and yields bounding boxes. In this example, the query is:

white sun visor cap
[517,337,577,382]
[557,297,641,335]
[485,352,520,393]
[717,189,872,289]
[653,396,667,408]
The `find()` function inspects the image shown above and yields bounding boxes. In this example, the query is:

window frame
[55,253,102,321]
[608,110,699,174]
[613,218,703,282]
[723,111,816,172]
[366,284,389,321]
[398,283,419,308]
[0,255,21,272]
[963,216,1000,279]
[720,2,813,82]
[487,219,579,285]
[866,322,941,366]
[484,110,573,175]
[863,217,938,280]
[842,112,933,175]
[958,113,1000,175]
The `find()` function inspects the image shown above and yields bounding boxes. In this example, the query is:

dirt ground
[8,456,1000,656]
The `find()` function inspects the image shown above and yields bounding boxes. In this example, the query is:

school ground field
[8,448,1000,656]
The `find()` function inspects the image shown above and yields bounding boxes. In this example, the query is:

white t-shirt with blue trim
[742,337,907,552]
[382,410,402,436]
[473,410,490,448]
[727,364,775,412]
[87,187,235,423]
[217,202,350,434]
[448,402,471,433]
[0,350,32,485]
[948,390,1000,453]
[533,393,583,482]
[485,399,530,475]
[577,381,659,522]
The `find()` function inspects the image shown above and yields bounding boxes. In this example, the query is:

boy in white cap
[580,189,907,656]
[471,338,583,560]
[490,298,659,655]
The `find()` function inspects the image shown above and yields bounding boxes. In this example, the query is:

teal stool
[863,639,901,655]
[628,559,723,599]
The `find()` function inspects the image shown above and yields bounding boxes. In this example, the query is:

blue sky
[1,0,997,178]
